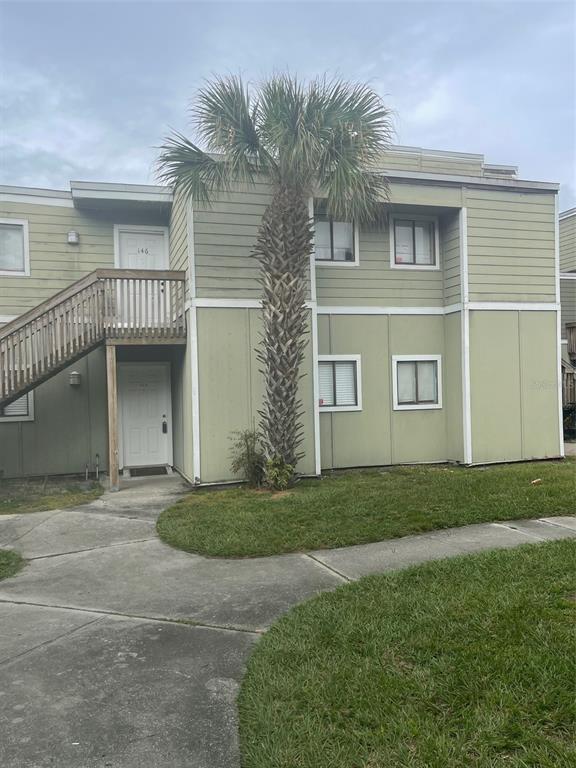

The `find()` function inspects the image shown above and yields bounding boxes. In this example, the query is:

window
[391,216,438,269]
[318,356,362,411]
[314,213,357,264]
[0,392,34,422]
[392,355,442,410]
[0,219,30,276]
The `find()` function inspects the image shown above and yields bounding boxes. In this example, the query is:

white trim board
[468,302,559,312]
[0,192,74,207]
[459,206,472,465]
[71,181,172,205]
[187,202,201,484]
[554,195,565,458]
[191,300,560,315]
[560,273,576,280]
[378,168,559,192]
[308,196,321,475]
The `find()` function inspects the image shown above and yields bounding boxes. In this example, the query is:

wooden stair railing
[0,269,186,408]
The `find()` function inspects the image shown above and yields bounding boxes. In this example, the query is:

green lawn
[157,459,574,557]
[0,477,103,515]
[239,540,576,768]
[0,549,24,581]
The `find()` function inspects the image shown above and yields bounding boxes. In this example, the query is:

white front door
[115,226,170,326]
[118,363,172,469]
[116,226,169,270]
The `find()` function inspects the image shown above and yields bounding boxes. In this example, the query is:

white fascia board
[317,305,447,315]
[468,302,560,311]
[0,186,73,207]
[378,169,559,192]
[559,207,576,220]
[390,145,484,161]
[71,181,173,204]
[560,273,576,280]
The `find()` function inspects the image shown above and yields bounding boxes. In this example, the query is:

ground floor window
[0,392,34,422]
[392,355,442,410]
[318,355,362,411]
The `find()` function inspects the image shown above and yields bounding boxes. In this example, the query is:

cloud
[0,63,161,187]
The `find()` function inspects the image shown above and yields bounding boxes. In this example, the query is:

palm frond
[156,132,236,205]
[195,75,266,184]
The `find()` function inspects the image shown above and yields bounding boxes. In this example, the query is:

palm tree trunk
[254,186,313,480]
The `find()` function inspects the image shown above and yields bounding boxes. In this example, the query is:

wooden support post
[106,343,120,491]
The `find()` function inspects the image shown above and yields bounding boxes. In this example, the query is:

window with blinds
[0,392,32,420]
[319,360,359,409]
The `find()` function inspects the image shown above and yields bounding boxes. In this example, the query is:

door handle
[162,416,168,434]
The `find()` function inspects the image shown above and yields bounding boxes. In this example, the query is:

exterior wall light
[69,371,81,386]
[67,230,80,245]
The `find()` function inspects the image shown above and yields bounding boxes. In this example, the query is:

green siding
[382,148,484,177]
[465,189,557,303]
[559,212,576,272]
[0,200,167,317]
[193,181,273,299]
[0,348,108,478]
[169,191,189,277]
[560,278,576,337]
[443,312,464,461]
[196,307,316,483]
[318,314,462,469]
[441,210,461,305]
[469,310,560,463]
[316,215,445,307]
[171,328,193,481]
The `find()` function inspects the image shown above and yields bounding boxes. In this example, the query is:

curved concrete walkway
[0,475,574,768]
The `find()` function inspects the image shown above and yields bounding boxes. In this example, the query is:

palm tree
[158,74,393,487]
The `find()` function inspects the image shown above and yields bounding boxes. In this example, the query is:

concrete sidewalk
[0,476,574,768]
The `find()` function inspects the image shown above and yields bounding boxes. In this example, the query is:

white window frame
[311,199,360,268]
[0,391,35,422]
[0,218,30,277]
[113,224,170,269]
[392,354,442,411]
[318,354,362,412]
[389,214,440,271]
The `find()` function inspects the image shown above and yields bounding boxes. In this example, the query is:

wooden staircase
[0,269,186,408]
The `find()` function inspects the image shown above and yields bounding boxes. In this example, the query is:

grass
[0,476,103,515]
[157,459,574,557]
[0,549,24,581]
[239,540,576,768]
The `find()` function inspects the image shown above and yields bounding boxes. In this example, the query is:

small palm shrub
[229,430,265,488]
[265,458,294,491]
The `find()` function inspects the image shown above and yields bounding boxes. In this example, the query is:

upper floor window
[390,216,438,270]
[392,355,442,411]
[0,219,30,276]
[314,212,358,266]
[318,355,362,411]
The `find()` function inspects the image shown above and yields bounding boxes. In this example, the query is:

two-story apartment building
[0,146,564,487]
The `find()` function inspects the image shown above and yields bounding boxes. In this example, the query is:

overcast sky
[1,0,574,208]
